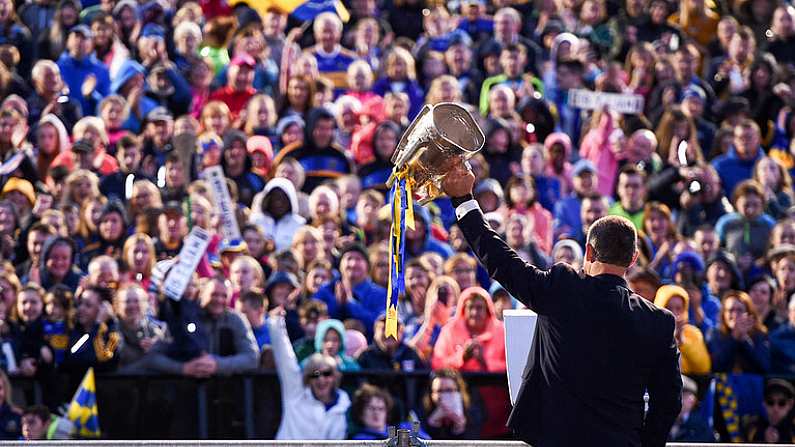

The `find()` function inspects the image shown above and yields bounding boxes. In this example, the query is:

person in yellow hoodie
[654,285,712,375]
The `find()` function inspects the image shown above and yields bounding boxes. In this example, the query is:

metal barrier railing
[9,370,508,440]
[8,371,793,442]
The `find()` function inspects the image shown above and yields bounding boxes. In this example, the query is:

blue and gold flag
[228,0,349,23]
[66,368,101,438]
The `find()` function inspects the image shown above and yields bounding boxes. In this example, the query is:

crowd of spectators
[0,0,793,441]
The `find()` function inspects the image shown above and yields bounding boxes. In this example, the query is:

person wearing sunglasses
[267,305,350,440]
[748,379,795,443]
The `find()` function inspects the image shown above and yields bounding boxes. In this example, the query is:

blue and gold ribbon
[385,168,415,339]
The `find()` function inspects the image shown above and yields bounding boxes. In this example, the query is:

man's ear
[584,243,594,262]
[628,249,639,269]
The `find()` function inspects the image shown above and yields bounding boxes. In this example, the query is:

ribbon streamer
[385,168,415,339]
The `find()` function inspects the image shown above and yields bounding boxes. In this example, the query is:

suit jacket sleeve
[456,205,557,314]
[641,313,682,447]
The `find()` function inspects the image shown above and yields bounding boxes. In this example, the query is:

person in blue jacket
[111,60,158,133]
[770,296,795,374]
[56,25,110,117]
[312,243,386,340]
[707,290,771,374]
[711,119,765,198]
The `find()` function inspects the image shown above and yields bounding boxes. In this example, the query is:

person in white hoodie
[267,305,351,440]
[250,177,306,252]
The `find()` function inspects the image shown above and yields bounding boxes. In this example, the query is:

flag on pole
[66,368,101,438]
[228,0,349,23]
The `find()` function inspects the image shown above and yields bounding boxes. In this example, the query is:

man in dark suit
[441,163,682,446]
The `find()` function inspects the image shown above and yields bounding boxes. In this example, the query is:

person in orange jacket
[654,284,712,375]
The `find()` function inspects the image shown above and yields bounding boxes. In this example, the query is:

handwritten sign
[163,227,211,301]
[202,166,242,242]
[567,89,645,114]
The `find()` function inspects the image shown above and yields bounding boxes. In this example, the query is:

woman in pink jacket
[431,286,506,372]
[431,286,508,438]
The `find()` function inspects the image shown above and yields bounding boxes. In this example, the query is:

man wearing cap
[748,379,795,443]
[441,162,682,446]
[141,106,175,179]
[312,243,386,339]
[681,86,716,154]
[668,376,713,442]
[208,54,257,119]
[56,24,110,116]
[553,158,599,242]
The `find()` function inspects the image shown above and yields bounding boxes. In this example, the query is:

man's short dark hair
[22,405,50,423]
[586,216,637,267]
[240,288,266,309]
[556,58,584,73]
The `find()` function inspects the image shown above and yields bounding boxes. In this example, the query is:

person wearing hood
[357,121,399,194]
[220,130,265,207]
[272,107,353,192]
[312,243,386,339]
[309,318,359,372]
[480,117,521,186]
[111,60,158,133]
[250,177,306,252]
[431,286,505,372]
[405,204,454,260]
[32,114,69,186]
[705,251,744,299]
[653,285,711,375]
[543,132,573,196]
[38,236,81,292]
[268,306,352,440]
[431,286,509,438]
[56,25,110,116]
[79,199,129,270]
[711,119,766,198]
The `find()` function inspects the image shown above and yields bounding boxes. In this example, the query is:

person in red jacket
[208,54,256,120]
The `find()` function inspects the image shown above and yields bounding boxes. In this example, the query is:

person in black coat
[440,162,682,446]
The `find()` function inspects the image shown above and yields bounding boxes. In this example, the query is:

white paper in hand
[503,308,538,405]
[163,227,211,301]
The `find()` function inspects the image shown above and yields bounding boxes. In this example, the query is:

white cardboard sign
[567,89,645,114]
[503,308,538,406]
[163,227,211,301]
[202,166,242,241]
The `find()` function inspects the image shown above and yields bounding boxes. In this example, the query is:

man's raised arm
[442,163,555,313]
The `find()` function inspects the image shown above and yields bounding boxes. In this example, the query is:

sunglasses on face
[766,398,791,408]
[310,369,334,379]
